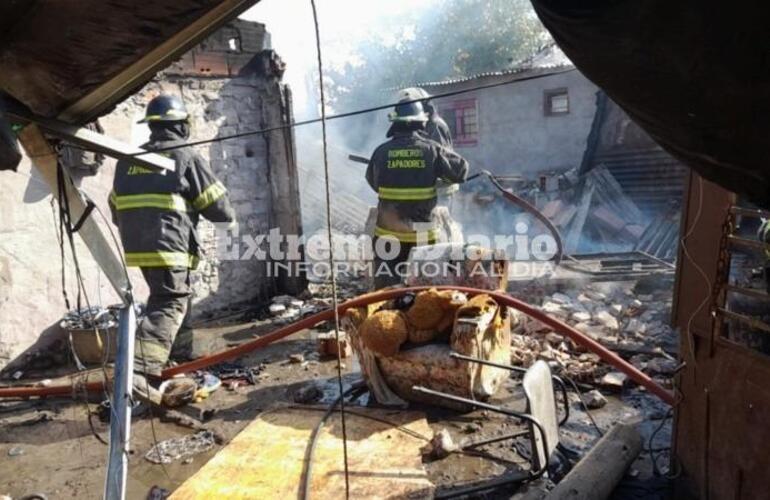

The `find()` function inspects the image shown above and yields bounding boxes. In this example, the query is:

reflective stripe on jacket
[374,225,438,244]
[110,129,235,269]
[366,130,468,242]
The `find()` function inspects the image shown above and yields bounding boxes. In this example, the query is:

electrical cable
[679,176,709,371]
[301,384,367,500]
[561,374,604,438]
[124,68,576,158]
[648,407,674,477]
[49,167,168,479]
[80,191,173,481]
[0,285,677,405]
[53,162,112,445]
[309,1,350,496]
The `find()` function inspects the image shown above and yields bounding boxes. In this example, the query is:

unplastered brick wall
[0,25,303,370]
[104,56,303,318]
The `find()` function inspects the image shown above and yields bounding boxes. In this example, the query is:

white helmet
[388,98,428,123]
[398,87,431,102]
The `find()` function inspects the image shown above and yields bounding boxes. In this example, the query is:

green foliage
[327,0,550,113]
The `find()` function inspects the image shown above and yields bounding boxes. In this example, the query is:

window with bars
[719,201,770,356]
[440,98,478,146]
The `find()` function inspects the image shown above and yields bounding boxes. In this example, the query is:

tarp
[531,0,770,207]
[0,0,258,122]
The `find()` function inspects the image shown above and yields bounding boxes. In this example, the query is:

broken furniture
[414,359,569,498]
[345,247,512,408]
[346,289,512,409]
[546,422,642,500]
[1,3,262,499]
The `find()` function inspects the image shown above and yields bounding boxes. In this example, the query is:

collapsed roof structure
[530,1,770,498]
[531,0,770,208]
[1,1,769,498]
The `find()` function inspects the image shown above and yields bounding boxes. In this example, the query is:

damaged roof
[0,0,260,123]
[403,43,573,89]
[531,0,770,207]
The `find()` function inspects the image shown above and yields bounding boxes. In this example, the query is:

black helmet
[388,98,428,123]
[138,94,189,123]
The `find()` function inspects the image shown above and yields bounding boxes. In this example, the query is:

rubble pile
[266,293,333,323]
[512,282,677,388]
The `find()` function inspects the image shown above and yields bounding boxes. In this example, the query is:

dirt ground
[0,294,675,499]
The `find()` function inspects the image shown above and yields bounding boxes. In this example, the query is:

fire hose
[467,169,564,265]
[0,286,674,405]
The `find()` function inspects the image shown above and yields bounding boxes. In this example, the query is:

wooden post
[17,124,130,302]
[546,423,642,500]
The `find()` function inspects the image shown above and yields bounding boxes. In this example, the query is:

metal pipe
[727,235,770,254]
[104,303,136,500]
[716,307,770,334]
[413,385,549,499]
[462,431,530,449]
[725,284,770,302]
[0,286,675,405]
[729,206,770,219]
[449,352,570,425]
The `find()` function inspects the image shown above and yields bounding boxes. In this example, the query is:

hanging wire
[124,68,576,157]
[309,0,350,496]
[680,176,708,371]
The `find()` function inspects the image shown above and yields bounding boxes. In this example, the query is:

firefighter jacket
[110,128,235,268]
[426,114,453,149]
[366,130,468,243]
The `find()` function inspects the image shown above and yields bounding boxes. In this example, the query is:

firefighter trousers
[134,267,194,376]
[373,237,416,290]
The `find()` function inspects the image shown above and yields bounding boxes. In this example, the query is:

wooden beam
[7,109,175,172]
[546,423,642,500]
[17,124,130,303]
[58,0,259,123]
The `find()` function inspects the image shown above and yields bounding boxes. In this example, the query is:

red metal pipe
[0,286,674,405]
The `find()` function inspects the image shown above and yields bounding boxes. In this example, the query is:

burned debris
[3,0,769,498]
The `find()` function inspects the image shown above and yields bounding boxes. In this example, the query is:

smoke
[241,1,443,234]
[242,1,551,238]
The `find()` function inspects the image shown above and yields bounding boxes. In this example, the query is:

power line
[130,67,576,156]
[310,0,350,498]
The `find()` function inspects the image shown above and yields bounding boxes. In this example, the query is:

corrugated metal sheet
[594,147,688,216]
[395,43,573,90]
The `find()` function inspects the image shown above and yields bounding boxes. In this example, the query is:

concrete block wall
[430,70,599,177]
[0,24,303,370]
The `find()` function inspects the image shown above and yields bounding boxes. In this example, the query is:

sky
[240,0,439,118]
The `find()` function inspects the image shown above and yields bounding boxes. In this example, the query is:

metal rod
[634,250,677,269]
[729,206,770,220]
[727,235,770,254]
[726,284,770,302]
[451,352,528,374]
[450,353,570,425]
[716,307,770,334]
[104,303,136,500]
[462,431,530,449]
[413,385,549,498]
[412,386,549,472]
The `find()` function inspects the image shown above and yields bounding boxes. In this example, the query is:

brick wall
[0,21,304,370]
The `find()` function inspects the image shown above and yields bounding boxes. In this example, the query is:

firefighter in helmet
[110,94,235,401]
[366,98,469,289]
[391,87,453,149]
